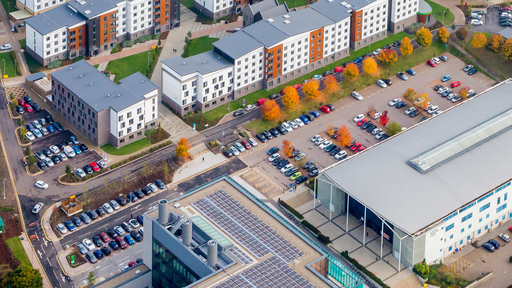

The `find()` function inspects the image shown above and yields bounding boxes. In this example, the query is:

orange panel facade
[99,11,117,46]
[67,24,86,52]
[264,44,283,80]
[309,27,324,63]
[350,10,363,42]
[154,0,170,27]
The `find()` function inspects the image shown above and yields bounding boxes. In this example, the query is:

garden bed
[66,249,86,268]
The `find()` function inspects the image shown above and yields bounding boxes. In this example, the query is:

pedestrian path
[86,40,159,66]
[190,20,242,39]
[19,233,52,288]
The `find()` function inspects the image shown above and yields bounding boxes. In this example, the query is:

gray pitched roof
[51,60,157,112]
[498,27,512,39]
[213,31,264,60]
[342,0,380,10]
[161,51,233,77]
[259,5,289,19]
[310,0,352,23]
[68,0,118,19]
[269,8,333,36]
[242,20,288,47]
[322,80,512,235]
[248,0,279,14]
[25,4,85,35]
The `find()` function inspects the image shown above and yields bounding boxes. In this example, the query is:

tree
[379,110,389,126]
[302,80,320,99]
[336,125,352,147]
[367,104,376,118]
[283,140,293,157]
[19,127,28,138]
[471,33,487,48]
[260,99,280,120]
[4,264,43,288]
[176,137,191,160]
[87,271,96,287]
[362,57,378,76]
[342,63,359,80]
[386,122,402,136]
[502,38,512,60]
[400,36,413,56]
[487,34,504,53]
[416,27,433,47]
[438,27,449,44]
[9,99,18,110]
[65,165,72,177]
[417,93,430,109]
[281,86,299,109]
[460,86,470,99]
[456,26,468,40]
[27,156,36,167]
[323,75,338,94]
[24,147,31,156]
[17,117,25,126]
[403,88,416,101]
[376,49,398,65]
[326,125,335,136]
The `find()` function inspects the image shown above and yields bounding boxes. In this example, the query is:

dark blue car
[310,111,320,118]
[93,249,104,260]
[395,102,407,109]
[64,220,76,232]
[353,57,363,64]
[136,215,144,226]
[299,115,310,125]
[406,69,416,75]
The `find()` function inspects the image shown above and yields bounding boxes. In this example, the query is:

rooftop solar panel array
[215,256,315,288]
[191,190,303,263]
[228,247,253,265]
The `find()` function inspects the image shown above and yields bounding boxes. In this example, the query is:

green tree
[24,147,31,156]
[4,264,43,288]
[65,165,72,177]
[386,122,402,136]
[19,127,28,138]
[17,118,25,126]
[87,271,96,287]
[27,155,37,167]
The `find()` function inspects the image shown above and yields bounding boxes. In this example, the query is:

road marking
[37,249,43,258]
[46,257,52,267]
[98,266,110,272]
[41,245,46,253]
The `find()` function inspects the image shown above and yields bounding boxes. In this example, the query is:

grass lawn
[182,32,412,130]
[278,0,307,8]
[23,52,43,73]
[0,52,17,78]
[19,39,26,49]
[182,36,219,58]
[1,0,17,13]
[180,0,195,9]
[101,138,152,155]
[6,237,32,268]
[425,0,455,26]
[106,49,157,83]
[248,40,448,133]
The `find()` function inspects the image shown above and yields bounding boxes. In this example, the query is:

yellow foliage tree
[471,33,487,48]
[176,137,191,160]
[501,38,512,60]
[487,34,504,53]
[261,99,280,120]
[438,27,449,44]
[327,125,335,136]
[342,63,359,81]
[336,125,352,147]
[416,27,433,47]
[283,140,293,157]
[403,88,416,101]
[281,86,299,109]
[302,80,320,99]
[417,93,430,109]
[460,87,469,99]
[376,49,398,65]
[400,37,413,56]
[362,57,379,76]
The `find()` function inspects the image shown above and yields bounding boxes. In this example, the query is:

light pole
[2,59,5,78]
[3,179,6,200]
[443,10,446,25]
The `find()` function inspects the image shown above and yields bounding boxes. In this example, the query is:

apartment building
[16,0,67,15]
[50,60,159,148]
[195,0,247,20]
[388,0,419,32]
[25,0,179,66]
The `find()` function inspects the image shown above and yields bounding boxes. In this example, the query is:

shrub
[404,22,424,34]
[73,56,86,63]
[341,251,390,288]
[122,40,134,48]
[111,45,119,54]
[47,60,62,69]
[456,27,468,40]
[301,220,321,235]
[317,234,331,245]
[278,199,304,220]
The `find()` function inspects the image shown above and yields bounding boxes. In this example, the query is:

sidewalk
[429,0,465,25]
[19,234,52,288]
[86,40,160,66]
[190,20,243,39]
[172,143,226,183]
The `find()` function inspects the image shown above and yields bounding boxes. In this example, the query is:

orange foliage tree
[336,125,352,147]
[501,38,512,60]
[471,33,487,48]
[401,37,413,56]
[303,80,320,99]
[323,75,338,94]
[362,57,379,76]
[342,63,359,80]
[176,137,191,160]
[283,140,293,157]
[460,86,470,99]
[281,86,299,108]
[376,49,398,65]
[417,93,430,109]
[327,125,335,136]
[487,34,504,53]
[261,99,280,120]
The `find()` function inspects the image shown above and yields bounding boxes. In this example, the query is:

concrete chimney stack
[207,240,218,267]
[158,199,169,225]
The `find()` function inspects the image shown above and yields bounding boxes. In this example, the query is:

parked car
[499,233,510,242]
[427,59,436,67]
[83,238,95,251]
[77,243,87,254]
[32,202,44,214]
[487,239,500,249]
[441,75,452,82]
[463,64,473,72]
[376,79,387,88]
[85,252,98,263]
[64,221,76,232]
[80,213,91,224]
[397,72,408,81]
[406,68,416,75]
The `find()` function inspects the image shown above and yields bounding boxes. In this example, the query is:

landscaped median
[14,127,31,147]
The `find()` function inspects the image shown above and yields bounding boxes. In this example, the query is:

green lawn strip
[105,49,157,83]
[1,0,17,13]
[180,0,195,9]
[183,36,219,57]
[425,0,454,26]
[6,237,32,268]
[19,39,26,49]
[0,52,17,78]
[277,0,308,8]
[248,41,448,133]
[23,52,43,73]
[100,138,152,155]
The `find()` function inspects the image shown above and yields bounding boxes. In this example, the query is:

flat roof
[213,31,264,60]
[91,264,150,288]
[323,80,512,235]
[498,27,512,39]
[25,5,85,35]
[269,9,333,36]
[68,0,118,19]
[309,0,352,23]
[241,20,289,47]
[162,51,233,77]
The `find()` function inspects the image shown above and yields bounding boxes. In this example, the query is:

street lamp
[2,59,5,78]
[3,179,6,200]
[443,10,446,25]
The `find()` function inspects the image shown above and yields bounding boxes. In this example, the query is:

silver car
[102,203,114,214]
[56,223,68,234]
[351,91,363,101]
[77,243,87,254]
[110,200,120,210]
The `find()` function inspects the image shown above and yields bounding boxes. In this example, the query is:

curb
[23,156,43,176]
[14,127,31,147]
[40,202,63,242]
[7,104,21,119]
[55,247,92,277]
[57,174,86,186]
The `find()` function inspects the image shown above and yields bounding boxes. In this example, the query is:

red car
[334,66,345,73]
[357,119,367,126]
[89,162,100,172]
[357,146,366,152]
[115,236,128,249]
[451,81,461,88]
[350,142,362,151]
[128,261,137,267]
[18,99,26,106]
[293,84,302,90]
[427,59,436,67]
[99,232,110,243]
[501,6,511,11]
[256,98,266,106]
[509,226,512,232]
[241,140,251,150]
[319,106,331,113]
[24,104,33,113]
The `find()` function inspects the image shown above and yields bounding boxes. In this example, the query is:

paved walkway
[172,146,227,182]
[20,234,52,288]
[190,20,243,39]
[86,40,160,66]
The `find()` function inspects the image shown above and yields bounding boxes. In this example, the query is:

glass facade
[152,237,200,288]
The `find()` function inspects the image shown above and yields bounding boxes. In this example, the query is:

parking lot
[472,6,510,33]
[241,54,494,188]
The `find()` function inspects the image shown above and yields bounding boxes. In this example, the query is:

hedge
[278,199,304,220]
[341,251,390,288]
[110,140,172,169]
[317,234,331,245]
[301,220,321,235]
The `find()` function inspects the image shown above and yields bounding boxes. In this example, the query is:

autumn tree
[367,104,376,118]
[471,33,487,48]
[403,88,416,101]
[327,125,335,136]
[323,75,338,94]
[260,99,280,120]
[302,80,320,100]
[487,34,504,53]
[460,86,470,99]
[362,57,379,76]
[176,137,191,160]
[281,86,299,109]
[342,63,359,81]
[336,125,352,147]
[19,127,28,138]
[400,36,413,56]
[438,27,449,43]
[502,38,512,60]
[416,93,430,109]
[376,49,398,65]
[456,26,468,40]
[4,265,43,288]
[416,27,433,47]
[386,122,402,136]
[379,110,389,126]
[283,140,293,157]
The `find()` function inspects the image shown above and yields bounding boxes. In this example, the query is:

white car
[247,138,258,147]
[147,183,158,192]
[354,114,364,122]
[499,233,510,242]
[334,150,347,160]
[102,203,114,214]
[56,223,68,234]
[294,118,304,127]
[311,134,321,142]
[463,65,473,72]
[372,48,382,55]
[59,153,68,161]
[49,145,60,154]
[64,146,76,158]
[432,110,442,116]
[388,99,401,106]
[375,131,386,140]
[32,120,42,129]
[281,122,293,132]
[376,79,387,88]
[437,87,448,94]
[35,181,48,189]
[319,140,332,149]
[75,168,86,178]
[470,19,483,25]
[82,239,95,251]
[372,112,382,120]
[43,158,54,167]
[268,153,280,162]
[245,104,256,111]
[371,128,382,135]
[229,146,239,156]
[110,200,120,210]
[287,120,298,129]
[351,91,363,101]
[280,164,293,173]
[25,132,35,141]
[314,137,325,145]
[32,202,44,213]
[129,219,140,229]
[0,44,12,50]
[431,57,440,64]
[427,105,439,114]
[405,107,416,115]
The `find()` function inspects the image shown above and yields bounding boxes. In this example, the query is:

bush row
[9,51,22,75]
[341,251,390,288]
[278,199,304,220]
[110,140,172,169]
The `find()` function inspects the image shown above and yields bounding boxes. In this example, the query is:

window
[479,203,490,212]
[445,223,454,231]
[137,108,142,114]
[449,234,453,239]
[497,203,507,213]
[461,213,472,222]
[120,122,125,128]
[119,131,123,137]
[461,228,464,233]
[119,115,123,122]
[127,112,132,118]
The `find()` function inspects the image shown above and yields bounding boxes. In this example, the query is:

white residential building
[388,0,420,32]
[194,0,237,20]
[17,0,67,14]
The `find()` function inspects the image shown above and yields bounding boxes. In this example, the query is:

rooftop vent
[207,240,218,267]
[84,9,91,14]
[327,0,333,2]
[203,61,206,63]
[182,62,186,65]
[78,0,86,5]
[283,20,290,24]
[268,18,274,22]
[182,219,192,247]
[283,14,290,18]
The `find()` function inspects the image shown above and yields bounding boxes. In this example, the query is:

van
[471,13,481,19]
[64,146,76,158]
